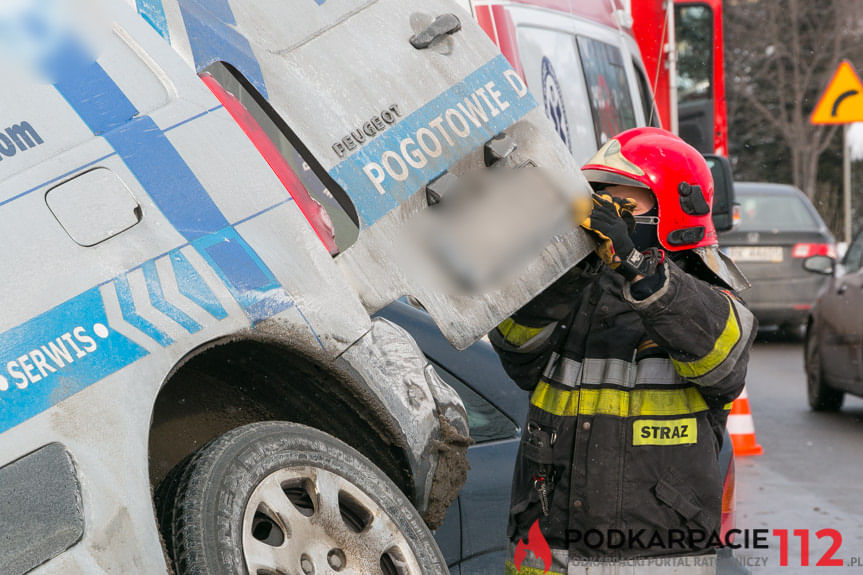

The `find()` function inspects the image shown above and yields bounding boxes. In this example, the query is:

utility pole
[844,125,852,244]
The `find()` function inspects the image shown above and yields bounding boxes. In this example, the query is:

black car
[804,230,863,411]
[720,182,835,331]
[378,301,741,573]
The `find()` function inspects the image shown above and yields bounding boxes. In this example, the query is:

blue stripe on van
[0,288,149,434]
[0,14,296,434]
[177,0,268,98]
[53,58,137,136]
[328,54,536,225]
[170,250,229,320]
[51,53,290,324]
[136,0,170,40]
[192,227,293,323]
[106,116,231,241]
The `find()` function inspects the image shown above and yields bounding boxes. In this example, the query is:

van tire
[159,421,446,575]
[155,452,192,561]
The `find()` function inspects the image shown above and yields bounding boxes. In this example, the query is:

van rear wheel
[158,421,447,575]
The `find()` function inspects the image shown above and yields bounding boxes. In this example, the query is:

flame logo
[514,519,552,573]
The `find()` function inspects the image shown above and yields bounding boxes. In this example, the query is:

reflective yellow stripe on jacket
[498,318,546,347]
[671,296,740,380]
[530,381,708,417]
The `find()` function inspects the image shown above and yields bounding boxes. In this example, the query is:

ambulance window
[633,61,661,128]
[514,25,597,164]
[576,37,638,146]
[203,62,359,252]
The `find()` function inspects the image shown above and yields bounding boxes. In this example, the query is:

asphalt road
[733,335,863,573]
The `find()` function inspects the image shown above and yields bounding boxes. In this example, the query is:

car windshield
[735,192,819,232]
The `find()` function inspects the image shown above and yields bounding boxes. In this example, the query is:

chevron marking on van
[169,250,229,320]
[142,260,203,334]
[114,273,176,348]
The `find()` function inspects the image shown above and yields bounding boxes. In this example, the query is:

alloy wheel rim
[242,465,421,575]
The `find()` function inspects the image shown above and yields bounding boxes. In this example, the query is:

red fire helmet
[581,127,717,252]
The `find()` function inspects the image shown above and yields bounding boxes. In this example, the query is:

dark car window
[843,233,863,273]
[431,362,518,443]
[735,193,819,232]
[576,36,637,145]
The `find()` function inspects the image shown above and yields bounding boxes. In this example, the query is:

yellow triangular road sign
[811,60,863,124]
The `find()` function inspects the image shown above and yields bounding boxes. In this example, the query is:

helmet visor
[582,169,651,190]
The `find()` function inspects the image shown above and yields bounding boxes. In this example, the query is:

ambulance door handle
[426,171,458,206]
[410,14,462,49]
[484,133,517,167]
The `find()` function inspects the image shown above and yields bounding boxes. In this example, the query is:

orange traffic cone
[727,385,763,456]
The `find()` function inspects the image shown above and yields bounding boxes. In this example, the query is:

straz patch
[632,418,697,446]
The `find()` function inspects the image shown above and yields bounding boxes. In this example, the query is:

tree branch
[740,88,791,140]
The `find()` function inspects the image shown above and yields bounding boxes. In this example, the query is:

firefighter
[491,128,756,574]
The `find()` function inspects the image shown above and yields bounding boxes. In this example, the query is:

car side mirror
[704,154,735,233]
[803,254,836,276]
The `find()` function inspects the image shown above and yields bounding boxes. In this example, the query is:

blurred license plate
[726,246,783,262]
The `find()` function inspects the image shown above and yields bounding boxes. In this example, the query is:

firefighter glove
[581,193,654,281]
[581,193,635,263]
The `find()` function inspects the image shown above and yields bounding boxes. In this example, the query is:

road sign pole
[811,59,863,246]
[844,124,852,245]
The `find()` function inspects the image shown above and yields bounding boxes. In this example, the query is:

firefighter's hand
[580,193,636,270]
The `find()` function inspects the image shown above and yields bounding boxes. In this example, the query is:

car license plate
[725,246,784,262]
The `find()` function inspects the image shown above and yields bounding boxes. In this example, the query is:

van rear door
[175,0,595,349]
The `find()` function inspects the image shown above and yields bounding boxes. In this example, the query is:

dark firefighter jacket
[490,253,757,561]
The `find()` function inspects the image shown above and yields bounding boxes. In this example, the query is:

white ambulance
[0,1,594,574]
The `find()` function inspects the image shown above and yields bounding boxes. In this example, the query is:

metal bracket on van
[410,14,462,49]
[484,133,517,167]
[426,172,459,206]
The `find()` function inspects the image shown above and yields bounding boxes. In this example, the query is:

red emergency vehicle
[461,0,728,156]
[632,0,729,156]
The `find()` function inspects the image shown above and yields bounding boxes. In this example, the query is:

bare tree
[725,0,863,199]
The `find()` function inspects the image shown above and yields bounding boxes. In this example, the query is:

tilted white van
[0,1,594,573]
